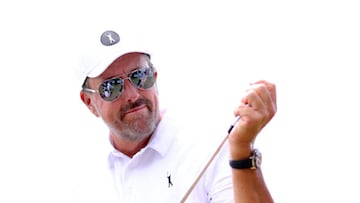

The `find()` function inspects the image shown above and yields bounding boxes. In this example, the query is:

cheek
[90,101,103,118]
[139,88,159,113]
[92,98,115,119]
[148,89,160,108]
[98,103,117,119]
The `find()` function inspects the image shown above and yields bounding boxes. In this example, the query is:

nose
[122,79,140,102]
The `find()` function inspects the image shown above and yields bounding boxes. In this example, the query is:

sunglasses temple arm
[180,116,241,203]
[83,88,97,93]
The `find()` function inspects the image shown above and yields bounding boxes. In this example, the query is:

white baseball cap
[74,22,152,88]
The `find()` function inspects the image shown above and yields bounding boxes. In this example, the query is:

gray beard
[118,117,157,141]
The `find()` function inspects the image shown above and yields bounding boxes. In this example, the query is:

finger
[253,80,277,106]
[241,88,265,110]
[241,82,276,120]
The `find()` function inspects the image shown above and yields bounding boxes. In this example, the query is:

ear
[80,91,100,117]
[154,70,158,78]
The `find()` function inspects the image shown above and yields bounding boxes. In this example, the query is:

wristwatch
[229,149,262,169]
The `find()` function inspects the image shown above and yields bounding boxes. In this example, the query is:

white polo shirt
[109,112,233,203]
[73,112,234,203]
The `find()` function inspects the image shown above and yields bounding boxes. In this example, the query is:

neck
[111,134,152,158]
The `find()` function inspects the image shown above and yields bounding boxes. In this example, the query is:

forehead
[103,53,150,77]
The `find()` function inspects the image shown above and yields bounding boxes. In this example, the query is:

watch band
[229,149,261,169]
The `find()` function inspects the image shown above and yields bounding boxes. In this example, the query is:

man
[75,24,276,202]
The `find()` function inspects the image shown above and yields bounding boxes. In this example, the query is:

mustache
[120,98,152,115]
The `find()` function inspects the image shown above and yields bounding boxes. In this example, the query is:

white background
[0,0,359,202]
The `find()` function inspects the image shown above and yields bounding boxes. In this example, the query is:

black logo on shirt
[167,172,173,188]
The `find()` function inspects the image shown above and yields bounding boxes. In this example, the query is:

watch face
[255,157,262,167]
[254,150,262,168]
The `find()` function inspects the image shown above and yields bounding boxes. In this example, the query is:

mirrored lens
[98,78,124,101]
[97,68,156,102]
[129,68,156,89]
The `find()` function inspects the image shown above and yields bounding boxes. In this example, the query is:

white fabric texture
[72,112,234,203]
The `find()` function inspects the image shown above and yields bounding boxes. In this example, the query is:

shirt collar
[108,111,179,165]
[146,112,178,157]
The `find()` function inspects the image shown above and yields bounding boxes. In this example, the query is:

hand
[228,80,277,158]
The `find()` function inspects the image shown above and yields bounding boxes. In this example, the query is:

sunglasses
[83,67,156,102]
